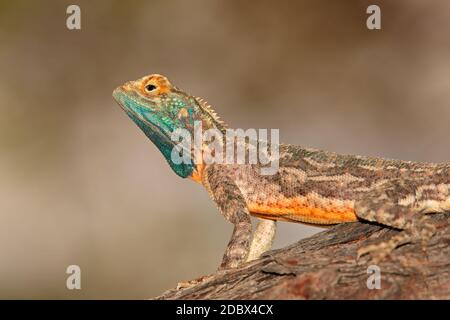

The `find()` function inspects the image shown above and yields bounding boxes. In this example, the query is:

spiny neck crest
[194,96,227,131]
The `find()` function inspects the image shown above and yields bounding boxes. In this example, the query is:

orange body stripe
[248,201,358,224]
[189,163,358,224]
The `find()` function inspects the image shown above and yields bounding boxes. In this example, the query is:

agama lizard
[113,74,450,270]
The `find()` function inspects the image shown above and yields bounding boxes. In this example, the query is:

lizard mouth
[112,86,132,112]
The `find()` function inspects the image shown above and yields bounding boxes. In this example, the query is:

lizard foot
[357,242,394,264]
[176,274,215,290]
[357,231,411,263]
[357,222,436,263]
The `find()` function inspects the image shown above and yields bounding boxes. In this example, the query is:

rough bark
[155,212,450,299]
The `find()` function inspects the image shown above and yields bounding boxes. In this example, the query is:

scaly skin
[113,74,450,270]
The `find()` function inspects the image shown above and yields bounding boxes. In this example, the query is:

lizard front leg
[203,165,253,269]
[354,179,439,262]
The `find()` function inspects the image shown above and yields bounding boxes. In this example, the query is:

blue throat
[125,111,194,179]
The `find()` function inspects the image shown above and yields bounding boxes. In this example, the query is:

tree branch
[155,212,450,299]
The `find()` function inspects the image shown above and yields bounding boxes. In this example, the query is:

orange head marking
[139,74,172,95]
[120,74,173,96]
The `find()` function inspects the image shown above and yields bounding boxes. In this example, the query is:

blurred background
[0,0,449,299]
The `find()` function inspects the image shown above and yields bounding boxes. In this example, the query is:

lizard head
[113,74,225,179]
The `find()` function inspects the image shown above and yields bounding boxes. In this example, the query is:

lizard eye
[145,84,157,92]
